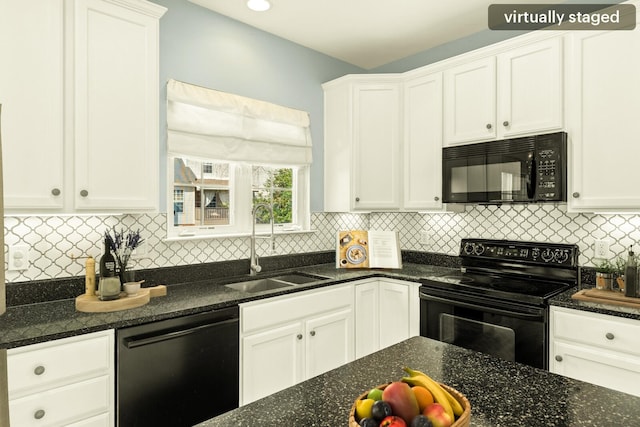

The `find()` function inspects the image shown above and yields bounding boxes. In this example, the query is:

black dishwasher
[116,305,239,427]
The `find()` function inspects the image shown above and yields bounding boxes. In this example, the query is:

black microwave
[442,132,567,204]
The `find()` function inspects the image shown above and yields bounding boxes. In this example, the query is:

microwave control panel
[535,136,566,200]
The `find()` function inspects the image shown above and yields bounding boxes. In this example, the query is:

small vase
[596,272,613,290]
[119,267,134,290]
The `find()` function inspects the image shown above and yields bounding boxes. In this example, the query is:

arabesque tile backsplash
[5,204,640,282]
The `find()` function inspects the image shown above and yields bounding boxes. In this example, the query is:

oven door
[419,286,548,369]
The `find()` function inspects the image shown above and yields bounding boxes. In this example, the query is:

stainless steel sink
[225,272,329,293]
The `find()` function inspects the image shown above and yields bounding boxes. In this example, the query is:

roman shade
[167,79,312,165]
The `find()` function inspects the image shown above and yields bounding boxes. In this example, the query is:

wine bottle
[98,238,120,300]
[625,246,637,298]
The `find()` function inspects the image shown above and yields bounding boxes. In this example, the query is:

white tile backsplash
[5,205,640,282]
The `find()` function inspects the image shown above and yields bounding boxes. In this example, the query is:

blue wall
[153,0,364,212]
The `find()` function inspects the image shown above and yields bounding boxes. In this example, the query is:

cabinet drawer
[8,331,112,396]
[552,308,640,356]
[9,375,111,427]
[242,284,353,333]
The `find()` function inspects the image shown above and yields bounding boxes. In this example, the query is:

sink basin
[225,272,329,293]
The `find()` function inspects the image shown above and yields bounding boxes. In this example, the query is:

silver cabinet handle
[296,334,302,340]
[51,188,61,196]
[555,355,563,362]
[606,332,615,340]
[80,189,89,197]
[572,192,580,198]
[34,409,45,420]
[486,124,492,130]
[503,121,509,127]
[434,196,440,201]
[310,330,316,337]
[34,365,45,376]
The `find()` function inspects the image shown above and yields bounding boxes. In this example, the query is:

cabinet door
[378,281,411,349]
[551,341,640,397]
[444,57,496,145]
[74,0,160,211]
[497,37,563,138]
[305,308,353,379]
[241,322,303,405]
[354,281,380,358]
[567,18,640,211]
[403,72,444,210]
[352,83,401,210]
[0,0,65,210]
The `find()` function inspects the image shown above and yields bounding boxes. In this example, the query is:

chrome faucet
[250,203,275,275]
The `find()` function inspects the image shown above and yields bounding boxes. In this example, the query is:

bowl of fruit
[349,367,470,427]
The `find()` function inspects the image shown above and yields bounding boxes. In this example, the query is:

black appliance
[420,238,579,369]
[117,306,239,426]
[442,131,567,204]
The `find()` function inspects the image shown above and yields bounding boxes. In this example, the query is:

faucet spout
[250,203,274,276]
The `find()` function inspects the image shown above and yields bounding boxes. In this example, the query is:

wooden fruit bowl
[349,382,470,427]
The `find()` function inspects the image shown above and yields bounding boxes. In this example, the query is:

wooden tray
[349,382,470,427]
[571,288,640,309]
[75,285,166,313]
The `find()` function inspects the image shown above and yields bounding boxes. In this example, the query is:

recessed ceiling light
[247,0,271,12]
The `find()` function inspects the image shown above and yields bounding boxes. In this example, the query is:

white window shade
[167,79,312,165]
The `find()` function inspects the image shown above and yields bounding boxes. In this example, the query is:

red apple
[423,403,452,427]
[381,381,420,424]
[380,415,408,427]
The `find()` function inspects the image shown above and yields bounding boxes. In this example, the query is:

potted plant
[594,259,615,290]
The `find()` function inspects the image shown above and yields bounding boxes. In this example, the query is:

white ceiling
[188,0,563,69]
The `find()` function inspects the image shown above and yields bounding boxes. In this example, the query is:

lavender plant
[105,227,144,279]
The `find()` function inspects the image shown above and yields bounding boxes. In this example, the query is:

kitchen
[1,0,640,426]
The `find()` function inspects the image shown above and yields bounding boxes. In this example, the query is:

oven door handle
[420,292,544,320]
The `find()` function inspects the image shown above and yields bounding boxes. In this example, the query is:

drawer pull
[34,409,45,420]
[34,365,45,376]
[555,355,563,362]
[606,332,615,340]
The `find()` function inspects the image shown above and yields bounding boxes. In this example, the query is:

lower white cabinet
[239,284,354,405]
[549,306,640,397]
[354,279,420,358]
[7,329,115,426]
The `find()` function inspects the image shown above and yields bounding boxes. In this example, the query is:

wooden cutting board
[571,288,640,309]
[75,285,167,313]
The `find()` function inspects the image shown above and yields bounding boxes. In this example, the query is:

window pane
[252,166,293,225]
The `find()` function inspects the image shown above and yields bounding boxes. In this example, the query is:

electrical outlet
[594,239,610,259]
[419,231,431,246]
[8,245,30,271]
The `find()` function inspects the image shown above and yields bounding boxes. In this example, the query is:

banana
[402,375,454,421]
[402,367,464,417]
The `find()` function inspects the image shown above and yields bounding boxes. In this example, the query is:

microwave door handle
[526,153,536,199]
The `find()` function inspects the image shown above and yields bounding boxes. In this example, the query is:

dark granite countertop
[197,336,640,427]
[0,262,456,349]
[550,286,640,320]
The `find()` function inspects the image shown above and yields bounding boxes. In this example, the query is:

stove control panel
[461,239,578,266]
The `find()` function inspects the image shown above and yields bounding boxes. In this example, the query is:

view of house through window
[252,166,294,225]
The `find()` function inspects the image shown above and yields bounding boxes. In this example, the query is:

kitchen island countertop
[198,336,640,427]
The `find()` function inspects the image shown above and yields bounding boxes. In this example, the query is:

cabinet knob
[80,189,89,197]
[355,197,360,202]
[434,196,440,202]
[51,188,61,196]
[486,123,492,130]
[34,365,45,376]
[296,334,303,340]
[503,121,509,127]
[606,332,615,340]
[555,355,563,362]
[572,192,580,198]
[34,409,45,420]
[310,330,316,337]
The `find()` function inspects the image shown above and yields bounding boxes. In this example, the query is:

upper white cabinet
[444,37,563,146]
[324,75,402,212]
[0,0,166,213]
[566,7,640,212]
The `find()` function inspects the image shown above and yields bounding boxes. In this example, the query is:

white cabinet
[354,279,419,358]
[7,330,115,426]
[566,8,640,212]
[0,0,165,213]
[324,76,401,211]
[550,306,640,397]
[239,284,354,405]
[444,37,563,146]
[403,72,445,210]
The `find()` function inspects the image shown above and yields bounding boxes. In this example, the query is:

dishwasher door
[117,306,239,427]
